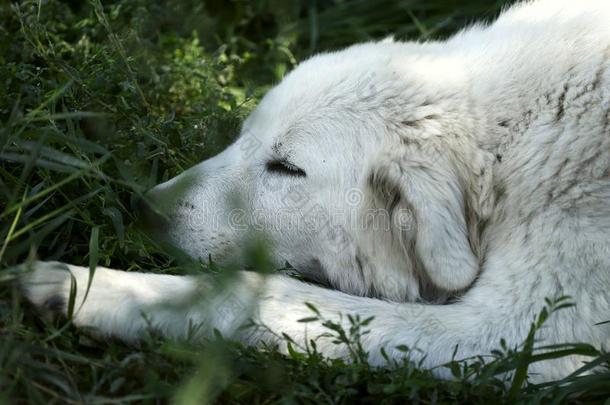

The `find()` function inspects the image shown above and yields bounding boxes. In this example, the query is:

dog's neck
[446,15,587,161]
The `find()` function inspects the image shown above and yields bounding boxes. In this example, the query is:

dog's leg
[19,262,494,362]
[21,261,575,380]
[21,261,264,342]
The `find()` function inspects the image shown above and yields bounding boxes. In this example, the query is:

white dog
[23,0,610,382]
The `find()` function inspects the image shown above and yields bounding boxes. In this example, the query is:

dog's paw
[21,261,73,316]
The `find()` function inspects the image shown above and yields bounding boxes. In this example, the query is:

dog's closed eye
[266,160,306,177]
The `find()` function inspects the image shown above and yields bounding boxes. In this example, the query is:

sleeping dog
[23,0,610,382]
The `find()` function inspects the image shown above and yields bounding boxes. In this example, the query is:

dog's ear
[369,140,494,292]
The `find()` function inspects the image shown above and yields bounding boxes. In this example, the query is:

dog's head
[140,42,496,302]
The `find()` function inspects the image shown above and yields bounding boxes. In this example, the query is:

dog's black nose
[134,193,165,232]
[134,193,150,219]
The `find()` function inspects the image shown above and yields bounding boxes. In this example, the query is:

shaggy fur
[23,0,610,382]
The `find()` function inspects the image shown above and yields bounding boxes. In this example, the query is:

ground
[0,0,609,403]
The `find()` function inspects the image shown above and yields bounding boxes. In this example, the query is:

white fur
[23,0,610,382]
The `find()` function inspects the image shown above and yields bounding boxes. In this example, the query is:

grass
[0,0,609,403]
